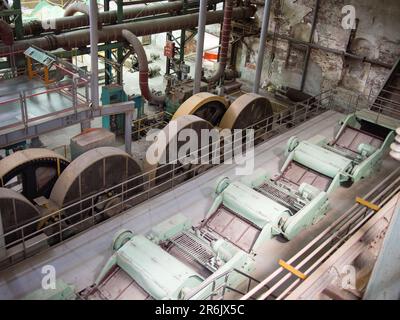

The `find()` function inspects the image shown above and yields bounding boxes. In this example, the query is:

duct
[22,0,223,36]
[0,20,14,46]
[64,1,102,30]
[206,0,233,84]
[64,1,90,17]
[0,7,255,57]
[122,30,165,105]
[253,0,272,94]
[193,0,207,94]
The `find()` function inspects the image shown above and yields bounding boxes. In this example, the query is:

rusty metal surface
[277,161,333,192]
[334,126,383,154]
[205,205,260,253]
[86,267,152,300]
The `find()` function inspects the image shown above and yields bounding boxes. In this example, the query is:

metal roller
[172,93,228,126]
[144,115,214,191]
[0,188,41,246]
[219,93,273,131]
[0,149,69,203]
[49,147,143,230]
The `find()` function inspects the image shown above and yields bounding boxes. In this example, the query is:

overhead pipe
[206,0,233,83]
[253,0,272,94]
[21,0,223,37]
[122,30,165,105]
[193,0,208,94]
[0,7,255,57]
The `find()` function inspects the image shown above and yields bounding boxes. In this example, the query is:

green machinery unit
[101,84,144,135]
[283,109,400,193]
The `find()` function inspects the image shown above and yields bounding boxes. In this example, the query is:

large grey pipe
[206,0,233,83]
[89,0,99,108]
[0,7,254,56]
[22,0,223,36]
[253,0,272,94]
[193,0,208,94]
[122,30,165,105]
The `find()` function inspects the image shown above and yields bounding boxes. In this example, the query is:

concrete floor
[0,110,398,300]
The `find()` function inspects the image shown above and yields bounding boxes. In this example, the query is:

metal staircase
[371,57,400,119]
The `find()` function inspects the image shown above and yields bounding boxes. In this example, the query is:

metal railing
[0,88,398,269]
[0,90,332,268]
[185,268,267,300]
[0,53,91,132]
[240,168,400,300]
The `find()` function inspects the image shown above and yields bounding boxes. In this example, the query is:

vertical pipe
[89,0,99,109]
[125,110,133,155]
[117,0,124,85]
[104,0,112,85]
[253,0,272,94]
[300,0,320,91]
[193,0,208,94]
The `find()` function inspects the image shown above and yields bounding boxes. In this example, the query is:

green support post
[12,0,23,40]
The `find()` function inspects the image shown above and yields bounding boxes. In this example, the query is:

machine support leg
[124,110,133,155]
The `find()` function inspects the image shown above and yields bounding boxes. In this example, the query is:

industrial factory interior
[0,0,400,308]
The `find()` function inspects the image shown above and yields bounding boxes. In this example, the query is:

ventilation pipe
[253,0,272,94]
[122,29,166,105]
[64,1,90,17]
[206,0,233,83]
[64,1,102,29]
[0,8,254,56]
[193,0,208,94]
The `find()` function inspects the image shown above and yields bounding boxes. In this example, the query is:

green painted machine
[282,110,400,194]
[101,85,144,135]
[76,168,329,300]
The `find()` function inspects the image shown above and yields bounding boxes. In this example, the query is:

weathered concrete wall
[237,0,400,101]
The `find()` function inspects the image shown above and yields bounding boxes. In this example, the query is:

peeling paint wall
[237,0,400,101]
